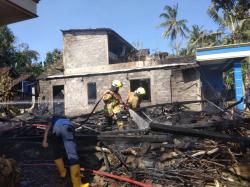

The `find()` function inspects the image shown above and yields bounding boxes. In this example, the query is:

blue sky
[9,0,218,62]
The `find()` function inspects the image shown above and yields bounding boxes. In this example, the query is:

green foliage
[159,4,189,40]
[224,70,234,89]
[207,0,250,89]
[160,0,250,56]
[159,0,250,91]
[0,26,15,67]
[0,25,44,76]
[14,43,40,74]
[158,4,189,55]
[242,57,250,88]
[224,58,250,89]
[44,49,62,67]
[183,25,223,55]
[207,0,250,44]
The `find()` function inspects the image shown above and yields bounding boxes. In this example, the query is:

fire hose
[20,163,152,187]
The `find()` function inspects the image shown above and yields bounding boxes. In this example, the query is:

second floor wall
[63,30,109,75]
[62,29,138,75]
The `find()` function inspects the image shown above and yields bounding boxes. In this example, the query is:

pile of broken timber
[89,116,250,186]
[0,111,250,186]
[58,109,249,186]
[0,156,21,187]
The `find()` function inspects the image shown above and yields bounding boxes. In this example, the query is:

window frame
[130,78,151,102]
[87,82,97,104]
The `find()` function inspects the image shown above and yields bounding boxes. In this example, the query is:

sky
[9,0,218,62]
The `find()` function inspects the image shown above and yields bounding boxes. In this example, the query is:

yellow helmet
[135,87,146,95]
[112,80,123,88]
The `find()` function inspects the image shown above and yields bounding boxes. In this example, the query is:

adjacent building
[0,0,40,25]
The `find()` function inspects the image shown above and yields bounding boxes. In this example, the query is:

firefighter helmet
[112,80,123,88]
[135,87,146,95]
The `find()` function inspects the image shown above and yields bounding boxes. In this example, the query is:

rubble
[0,156,21,187]
[0,105,250,186]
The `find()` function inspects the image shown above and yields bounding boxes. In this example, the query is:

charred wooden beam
[98,134,171,143]
[138,100,207,111]
[101,129,150,135]
[177,118,250,129]
[150,122,250,145]
[102,143,129,171]
[0,134,98,142]
[0,133,171,143]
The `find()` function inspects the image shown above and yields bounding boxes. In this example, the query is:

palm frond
[207,4,226,27]
[159,13,170,19]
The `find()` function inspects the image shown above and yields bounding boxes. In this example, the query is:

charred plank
[150,122,250,145]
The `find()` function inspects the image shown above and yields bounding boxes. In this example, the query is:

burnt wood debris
[0,101,250,187]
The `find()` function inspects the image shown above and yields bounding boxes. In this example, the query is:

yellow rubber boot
[54,158,67,178]
[81,183,90,187]
[116,120,124,131]
[70,164,90,187]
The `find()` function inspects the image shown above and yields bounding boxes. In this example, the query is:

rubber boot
[116,120,124,131]
[54,158,67,178]
[70,164,89,187]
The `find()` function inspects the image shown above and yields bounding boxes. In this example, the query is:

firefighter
[42,115,89,187]
[102,80,125,131]
[126,87,146,109]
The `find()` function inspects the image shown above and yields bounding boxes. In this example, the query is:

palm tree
[207,0,250,44]
[208,0,250,90]
[159,4,189,55]
[181,25,223,55]
[185,25,207,55]
[188,25,206,47]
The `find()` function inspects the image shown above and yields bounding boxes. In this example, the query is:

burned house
[38,28,202,117]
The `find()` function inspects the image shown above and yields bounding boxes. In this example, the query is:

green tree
[185,25,207,55]
[14,43,40,73]
[242,57,250,89]
[207,0,250,44]
[44,49,62,67]
[189,25,222,47]
[185,25,223,55]
[9,43,43,76]
[179,25,223,56]
[159,4,189,55]
[0,26,15,67]
[208,0,250,90]
[0,25,43,76]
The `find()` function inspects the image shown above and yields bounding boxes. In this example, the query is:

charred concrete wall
[39,79,65,112]
[63,30,109,75]
[39,67,201,117]
[171,68,202,111]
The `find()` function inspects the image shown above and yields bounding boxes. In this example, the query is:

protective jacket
[126,92,141,109]
[102,90,122,117]
[102,90,125,130]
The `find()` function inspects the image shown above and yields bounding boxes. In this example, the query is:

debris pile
[0,156,21,187]
[0,106,250,186]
